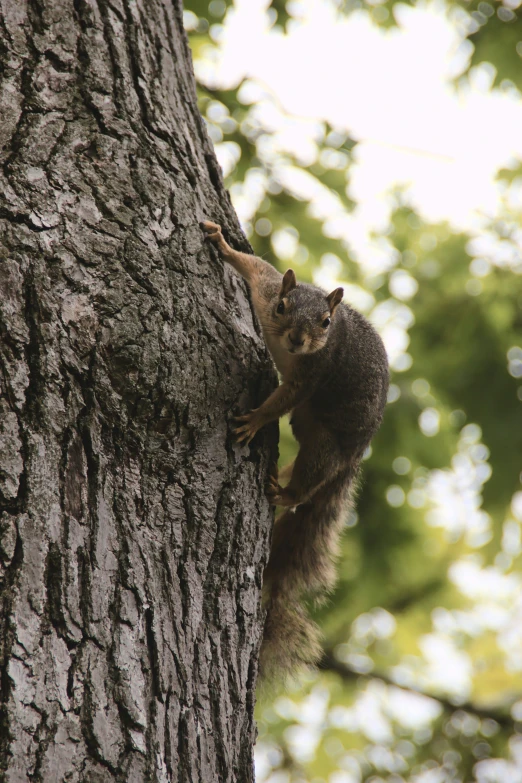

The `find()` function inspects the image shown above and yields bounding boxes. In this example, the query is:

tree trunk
[0,1,276,780]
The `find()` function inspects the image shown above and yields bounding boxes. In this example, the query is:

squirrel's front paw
[201,220,230,256]
[232,409,263,445]
[201,220,224,245]
[201,220,221,236]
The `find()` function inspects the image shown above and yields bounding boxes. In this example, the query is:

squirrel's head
[271,269,344,355]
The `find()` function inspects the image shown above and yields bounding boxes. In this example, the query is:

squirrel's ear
[281,269,297,296]
[326,287,344,314]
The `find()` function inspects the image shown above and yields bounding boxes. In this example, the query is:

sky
[191,0,522,234]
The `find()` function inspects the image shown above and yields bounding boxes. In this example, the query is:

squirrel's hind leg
[266,460,299,510]
[282,431,343,507]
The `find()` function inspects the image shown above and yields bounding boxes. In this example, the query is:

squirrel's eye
[322,317,331,328]
[277,301,285,315]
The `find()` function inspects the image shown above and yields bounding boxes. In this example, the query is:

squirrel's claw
[200,220,220,234]
[266,465,296,506]
[266,482,297,507]
[233,426,254,444]
[232,411,261,444]
[201,220,224,245]
[233,413,251,423]
[202,220,233,259]
[265,484,282,505]
[267,474,279,491]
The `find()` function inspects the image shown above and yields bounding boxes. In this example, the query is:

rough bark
[0,1,276,780]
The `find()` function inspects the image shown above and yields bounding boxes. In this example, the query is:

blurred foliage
[184,1,522,781]
[343,0,522,92]
[185,0,522,88]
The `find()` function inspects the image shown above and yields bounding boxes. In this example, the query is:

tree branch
[320,650,516,730]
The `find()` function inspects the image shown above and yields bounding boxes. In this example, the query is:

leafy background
[184,1,522,780]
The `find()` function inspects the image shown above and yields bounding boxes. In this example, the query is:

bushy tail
[259,468,357,682]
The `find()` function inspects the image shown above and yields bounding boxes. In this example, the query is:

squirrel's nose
[288,331,305,347]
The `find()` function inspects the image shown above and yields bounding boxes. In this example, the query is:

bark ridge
[0,1,276,780]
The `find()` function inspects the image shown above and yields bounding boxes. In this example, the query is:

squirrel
[201,220,389,681]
